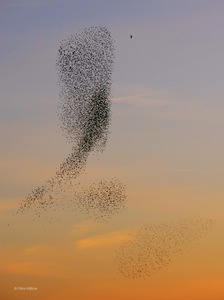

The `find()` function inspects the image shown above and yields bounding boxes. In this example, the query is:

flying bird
[130,34,133,39]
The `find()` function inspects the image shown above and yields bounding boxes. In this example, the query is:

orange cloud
[0,261,60,277]
[75,230,131,250]
[22,244,53,257]
[70,220,100,237]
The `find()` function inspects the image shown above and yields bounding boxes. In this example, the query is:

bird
[130,35,133,39]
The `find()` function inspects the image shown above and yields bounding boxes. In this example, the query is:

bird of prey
[130,34,133,39]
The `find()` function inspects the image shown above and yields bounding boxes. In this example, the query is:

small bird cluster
[116,218,215,279]
[17,27,127,224]
[77,178,127,222]
[17,179,57,216]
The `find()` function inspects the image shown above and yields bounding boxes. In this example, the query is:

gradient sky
[1,1,224,299]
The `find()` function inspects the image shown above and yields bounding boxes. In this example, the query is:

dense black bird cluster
[17,26,126,222]
[116,218,214,279]
[57,26,114,151]
[55,26,115,180]
[77,178,127,222]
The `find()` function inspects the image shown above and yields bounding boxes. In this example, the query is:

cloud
[113,84,223,122]
[0,243,68,277]
[22,244,52,257]
[0,261,60,277]
[70,220,100,237]
[113,85,174,108]
[75,230,132,250]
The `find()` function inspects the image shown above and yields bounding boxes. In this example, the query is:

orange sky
[1,192,224,299]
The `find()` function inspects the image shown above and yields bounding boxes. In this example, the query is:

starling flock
[15,26,216,280]
[17,26,127,221]
[116,218,215,279]
[77,178,127,223]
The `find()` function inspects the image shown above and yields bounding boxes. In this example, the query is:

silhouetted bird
[130,35,133,39]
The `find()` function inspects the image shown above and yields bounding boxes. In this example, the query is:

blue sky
[1,0,224,210]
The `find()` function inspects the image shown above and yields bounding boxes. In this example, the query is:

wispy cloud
[113,85,174,108]
[75,230,132,250]
[0,261,60,277]
[0,243,69,277]
[70,220,100,237]
[113,84,223,122]
[22,244,53,257]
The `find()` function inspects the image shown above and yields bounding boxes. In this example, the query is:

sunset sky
[1,0,224,299]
